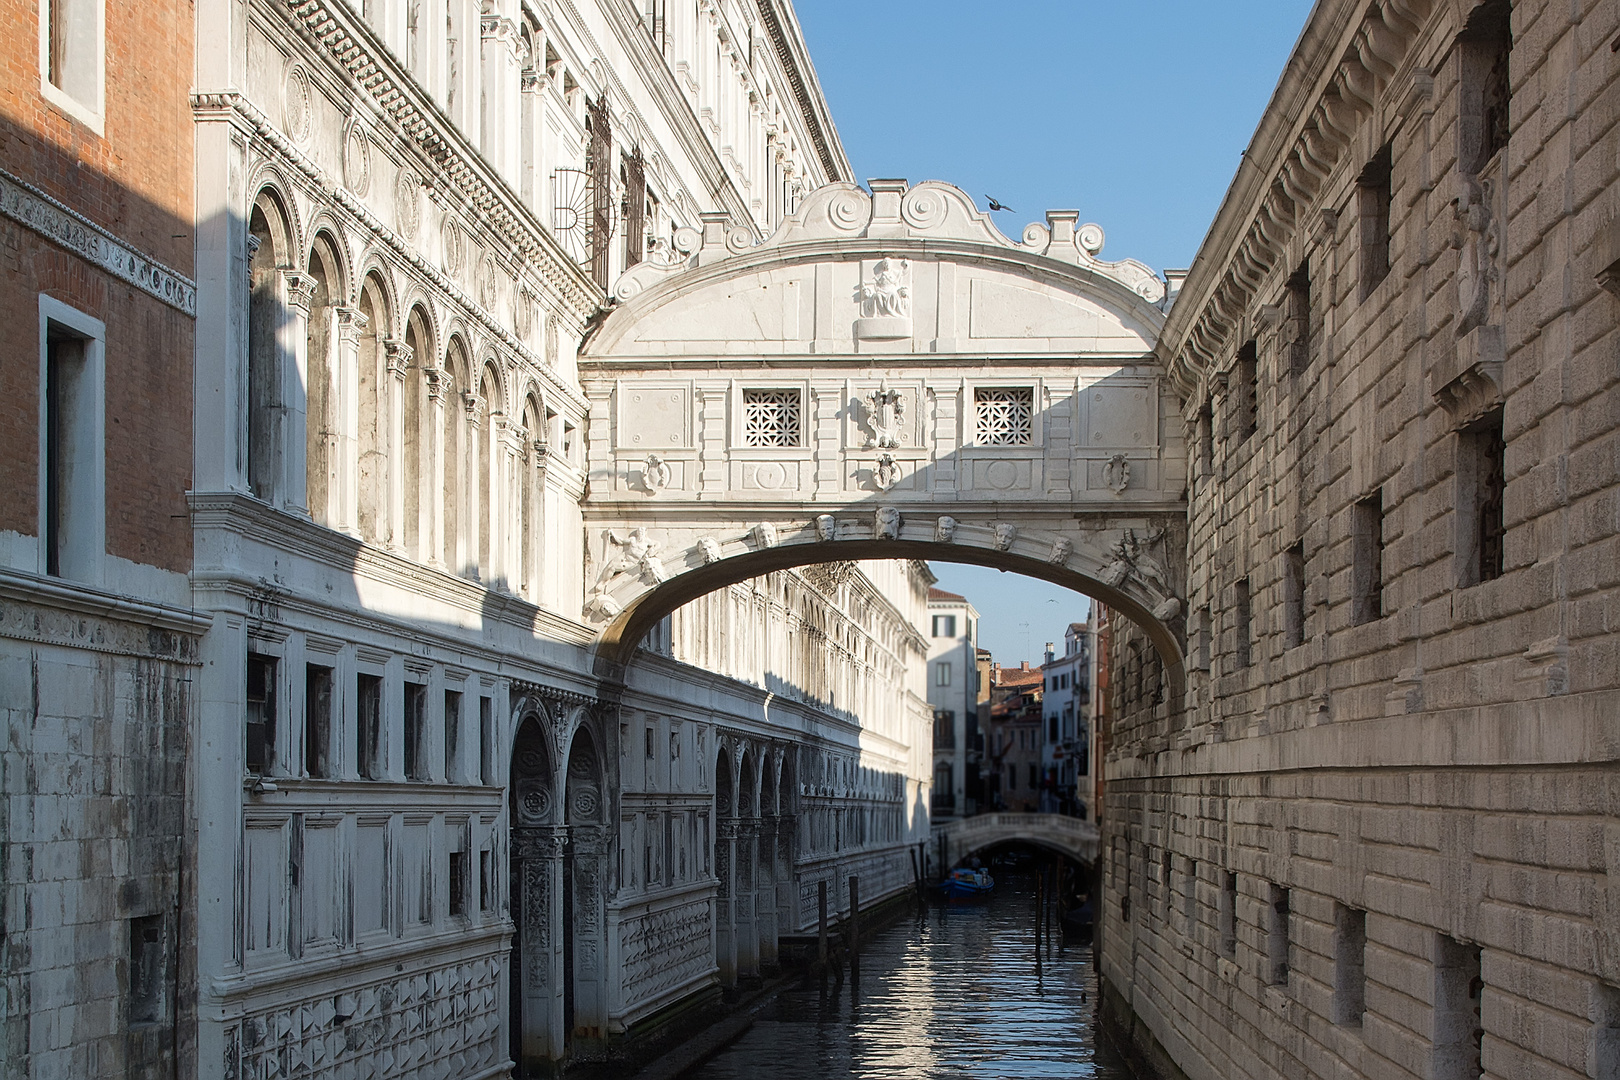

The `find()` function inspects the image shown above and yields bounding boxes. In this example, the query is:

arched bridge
[935,812,1100,868]
[578,180,1190,685]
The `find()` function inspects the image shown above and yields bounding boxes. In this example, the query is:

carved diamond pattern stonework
[975,387,1034,446]
[742,389,801,447]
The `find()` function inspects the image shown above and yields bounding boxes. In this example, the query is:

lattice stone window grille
[975,386,1034,446]
[742,388,802,447]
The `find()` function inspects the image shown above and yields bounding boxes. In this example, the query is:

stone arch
[401,303,434,558]
[519,388,545,600]
[712,745,736,986]
[509,710,562,1072]
[305,229,347,528]
[356,270,392,543]
[441,334,472,571]
[591,532,1185,700]
[246,187,295,504]
[561,722,607,1049]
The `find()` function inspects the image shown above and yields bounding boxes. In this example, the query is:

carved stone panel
[616,384,693,450]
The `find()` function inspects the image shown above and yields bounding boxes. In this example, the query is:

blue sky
[794,0,1313,663]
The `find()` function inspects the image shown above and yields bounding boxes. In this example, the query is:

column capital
[423,366,449,401]
[463,391,486,423]
[334,306,370,343]
[282,270,318,314]
[383,339,414,376]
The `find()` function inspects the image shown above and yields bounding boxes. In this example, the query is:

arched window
[356,272,390,543]
[441,337,469,570]
[246,192,292,502]
[305,232,345,528]
[401,306,431,558]
[477,364,500,582]
[521,393,543,600]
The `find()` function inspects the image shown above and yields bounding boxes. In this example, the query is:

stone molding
[0,166,197,315]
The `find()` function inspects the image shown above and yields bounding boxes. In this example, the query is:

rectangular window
[645,725,656,758]
[935,662,951,686]
[1220,871,1238,956]
[1028,763,1037,788]
[741,388,802,447]
[1284,264,1311,376]
[1234,341,1259,445]
[448,829,468,917]
[1458,408,1506,587]
[1359,143,1394,297]
[479,696,494,785]
[1183,859,1198,933]
[1234,578,1252,669]
[1268,883,1290,985]
[127,914,166,1025]
[1007,764,1016,791]
[1283,542,1306,650]
[444,689,463,782]
[403,682,427,781]
[245,653,277,775]
[304,664,333,779]
[1433,935,1484,1080]
[1197,605,1212,670]
[1198,400,1214,478]
[933,711,955,749]
[932,614,957,638]
[40,301,105,581]
[356,673,382,780]
[975,386,1034,446]
[1334,904,1367,1026]
[1048,716,1058,743]
[479,848,493,912]
[40,0,104,126]
[1353,491,1385,625]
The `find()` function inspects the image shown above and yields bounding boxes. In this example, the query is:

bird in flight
[985,196,1014,213]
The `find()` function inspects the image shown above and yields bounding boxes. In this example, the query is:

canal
[683,869,1134,1079]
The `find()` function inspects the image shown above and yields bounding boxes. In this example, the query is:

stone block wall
[1104,1,1620,1078]
[0,602,196,1080]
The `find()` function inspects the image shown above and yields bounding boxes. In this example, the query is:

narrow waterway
[684,871,1133,1079]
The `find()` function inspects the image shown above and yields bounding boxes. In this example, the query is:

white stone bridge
[936,812,1100,868]
[577,180,1190,686]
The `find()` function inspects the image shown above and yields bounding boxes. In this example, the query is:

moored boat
[939,867,994,900]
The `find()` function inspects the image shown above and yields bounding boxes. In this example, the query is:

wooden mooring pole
[818,880,828,967]
[849,875,860,977]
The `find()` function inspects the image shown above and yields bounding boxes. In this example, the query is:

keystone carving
[874,507,901,540]
[696,537,723,564]
[935,516,958,543]
[814,514,837,541]
[752,522,777,549]
[992,523,1018,551]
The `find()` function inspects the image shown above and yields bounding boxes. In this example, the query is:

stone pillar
[383,340,412,551]
[500,420,525,592]
[423,368,448,566]
[520,69,546,212]
[528,440,549,603]
[715,817,737,986]
[757,815,779,970]
[462,391,484,578]
[512,826,566,1068]
[331,308,368,535]
[481,13,523,187]
[736,817,759,983]
[279,271,317,515]
[569,824,610,1047]
[776,813,797,934]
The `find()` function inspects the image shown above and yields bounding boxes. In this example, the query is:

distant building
[926,587,979,816]
[1040,623,1092,817]
[985,660,1043,812]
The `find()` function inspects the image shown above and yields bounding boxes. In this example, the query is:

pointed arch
[305,230,346,528]
[402,304,433,559]
[356,270,392,543]
[247,188,294,503]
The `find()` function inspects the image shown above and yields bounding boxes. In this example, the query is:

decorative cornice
[0,166,197,315]
[754,0,848,183]
[277,0,600,316]
[194,91,591,419]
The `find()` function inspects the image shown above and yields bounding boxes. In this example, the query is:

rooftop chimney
[1020,661,1030,671]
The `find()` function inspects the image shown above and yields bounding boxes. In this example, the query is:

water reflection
[685,873,1132,1079]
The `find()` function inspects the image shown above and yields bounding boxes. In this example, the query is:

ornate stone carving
[934,515,957,543]
[1102,528,1170,596]
[1047,536,1074,565]
[696,537,723,564]
[587,528,665,617]
[282,64,312,143]
[394,168,420,237]
[873,452,901,491]
[282,271,317,315]
[751,522,777,549]
[1103,453,1131,495]
[640,453,672,495]
[856,257,911,340]
[873,507,901,540]
[992,523,1018,551]
[814,514,836,541]
[342,119,372,196]
[383,340,413,377]
[1452,173,1499,336]
[861,383,906,448]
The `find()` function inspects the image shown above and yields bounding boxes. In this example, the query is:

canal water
[683,872,1134,1079]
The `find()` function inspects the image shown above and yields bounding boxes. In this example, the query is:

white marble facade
[188,0,934,1076]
